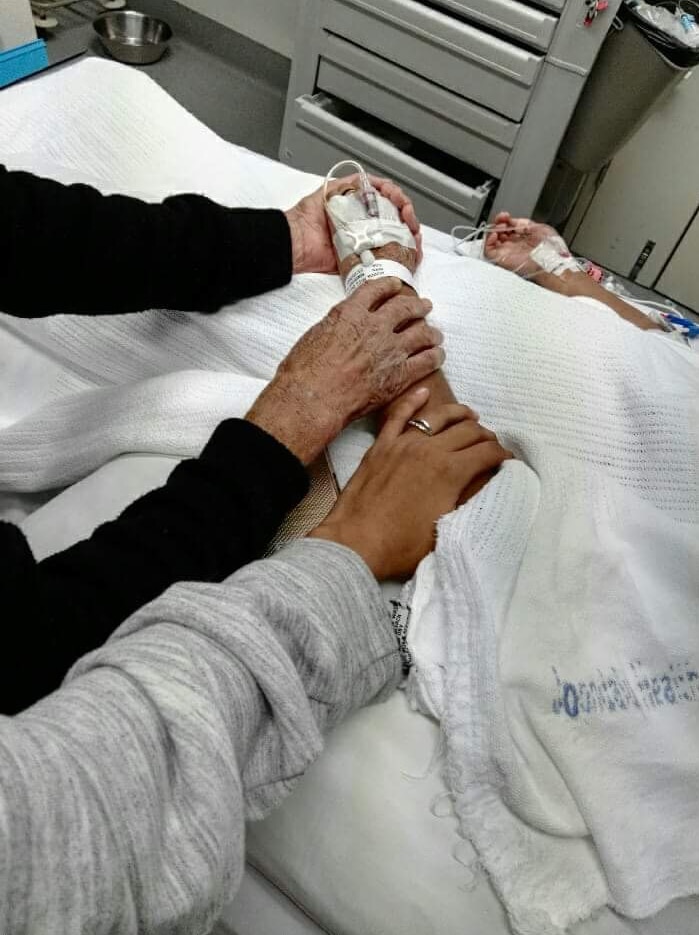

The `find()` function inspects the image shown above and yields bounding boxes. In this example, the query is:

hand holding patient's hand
[309,389,513,580]
[286,174,422,275]
[246,279,444,464]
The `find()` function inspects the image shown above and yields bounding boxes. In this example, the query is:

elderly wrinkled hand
[484,211,563,278]
[245,278,444,464]
[309,389,513,580]
[285,174,422,276]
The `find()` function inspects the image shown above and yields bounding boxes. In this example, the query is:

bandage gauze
[324,161,417,295]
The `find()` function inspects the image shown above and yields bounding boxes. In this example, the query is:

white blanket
[2,59,699,935]
[403,331,699,932]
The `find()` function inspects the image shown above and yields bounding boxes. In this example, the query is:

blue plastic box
[0,39,49,90]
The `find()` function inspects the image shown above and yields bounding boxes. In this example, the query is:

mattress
[1,59,697,935]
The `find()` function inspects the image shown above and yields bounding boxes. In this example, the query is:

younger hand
[286,175,422,275]
[309,389,513,580]
[484,212,563,278]
[246,279,444,464]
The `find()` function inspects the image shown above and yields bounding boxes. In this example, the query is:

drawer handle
[297,107,493,209]
[341,0,536,83]
[451,6,542,45]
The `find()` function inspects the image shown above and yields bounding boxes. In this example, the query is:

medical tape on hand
[333,219,415,262]
[326,192,416,262]
[529,240,581,278]
[344,259,414,295]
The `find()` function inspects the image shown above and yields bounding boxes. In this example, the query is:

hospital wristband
[344,259,414,295]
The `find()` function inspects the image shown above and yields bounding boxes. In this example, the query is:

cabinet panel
[322,0,542,121]
[317,34,518,176]
[656,213,699,312]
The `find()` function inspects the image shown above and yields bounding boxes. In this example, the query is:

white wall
[177,0,299,58]
[572,69,699,286]
[0,0,37,52]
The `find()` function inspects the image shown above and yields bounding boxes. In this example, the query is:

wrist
[284,207,307,275]
[309,521,387,581]
[246,376,341,466]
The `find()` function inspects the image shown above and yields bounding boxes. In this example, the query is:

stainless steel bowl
[94,11,172,65]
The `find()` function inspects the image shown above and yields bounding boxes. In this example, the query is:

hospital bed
[1,59,698,935]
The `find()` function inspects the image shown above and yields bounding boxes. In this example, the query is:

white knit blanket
[400,291,699,930]
[2,60,699,934]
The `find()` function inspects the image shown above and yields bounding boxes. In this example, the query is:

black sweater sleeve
[0,164,293,316]
[3,419,309,714]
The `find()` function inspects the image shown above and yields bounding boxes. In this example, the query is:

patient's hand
[484,211,562,278]
[286,175,422,276]
[246,278,444,464]
[309,389,512,580]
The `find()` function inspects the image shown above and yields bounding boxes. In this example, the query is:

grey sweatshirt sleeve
[0,539,401,935]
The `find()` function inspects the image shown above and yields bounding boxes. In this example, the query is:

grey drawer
[317,34,518,177]
[322,0,543,122]
[432,0,558,51]
[282,94,493,232]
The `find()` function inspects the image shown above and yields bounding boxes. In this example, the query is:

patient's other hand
[286,175,422,275]
[484,211,562,278]
[246,278,444,464]
[309,389,512,580]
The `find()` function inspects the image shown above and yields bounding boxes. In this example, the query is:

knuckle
[332,296,352,317]
[482,439,507,462]
[385,295,407,318]
[469,423,493,442]
[457,405,476,421]
[391,294,418,316]
[427,346,445,369]
[413,321,432,344]
[401,294,421,315]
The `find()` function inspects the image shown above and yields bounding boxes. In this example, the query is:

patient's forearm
[381,284,491,503]
[342,237,492,498]
[404,368,457,414]
[538,270,664,332]
[384,281,458,414]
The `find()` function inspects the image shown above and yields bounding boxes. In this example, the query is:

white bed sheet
[1,59,698,935]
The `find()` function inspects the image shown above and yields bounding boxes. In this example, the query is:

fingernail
[422,299,433,312]
[434,328,444,345]
[437,347,446,366]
